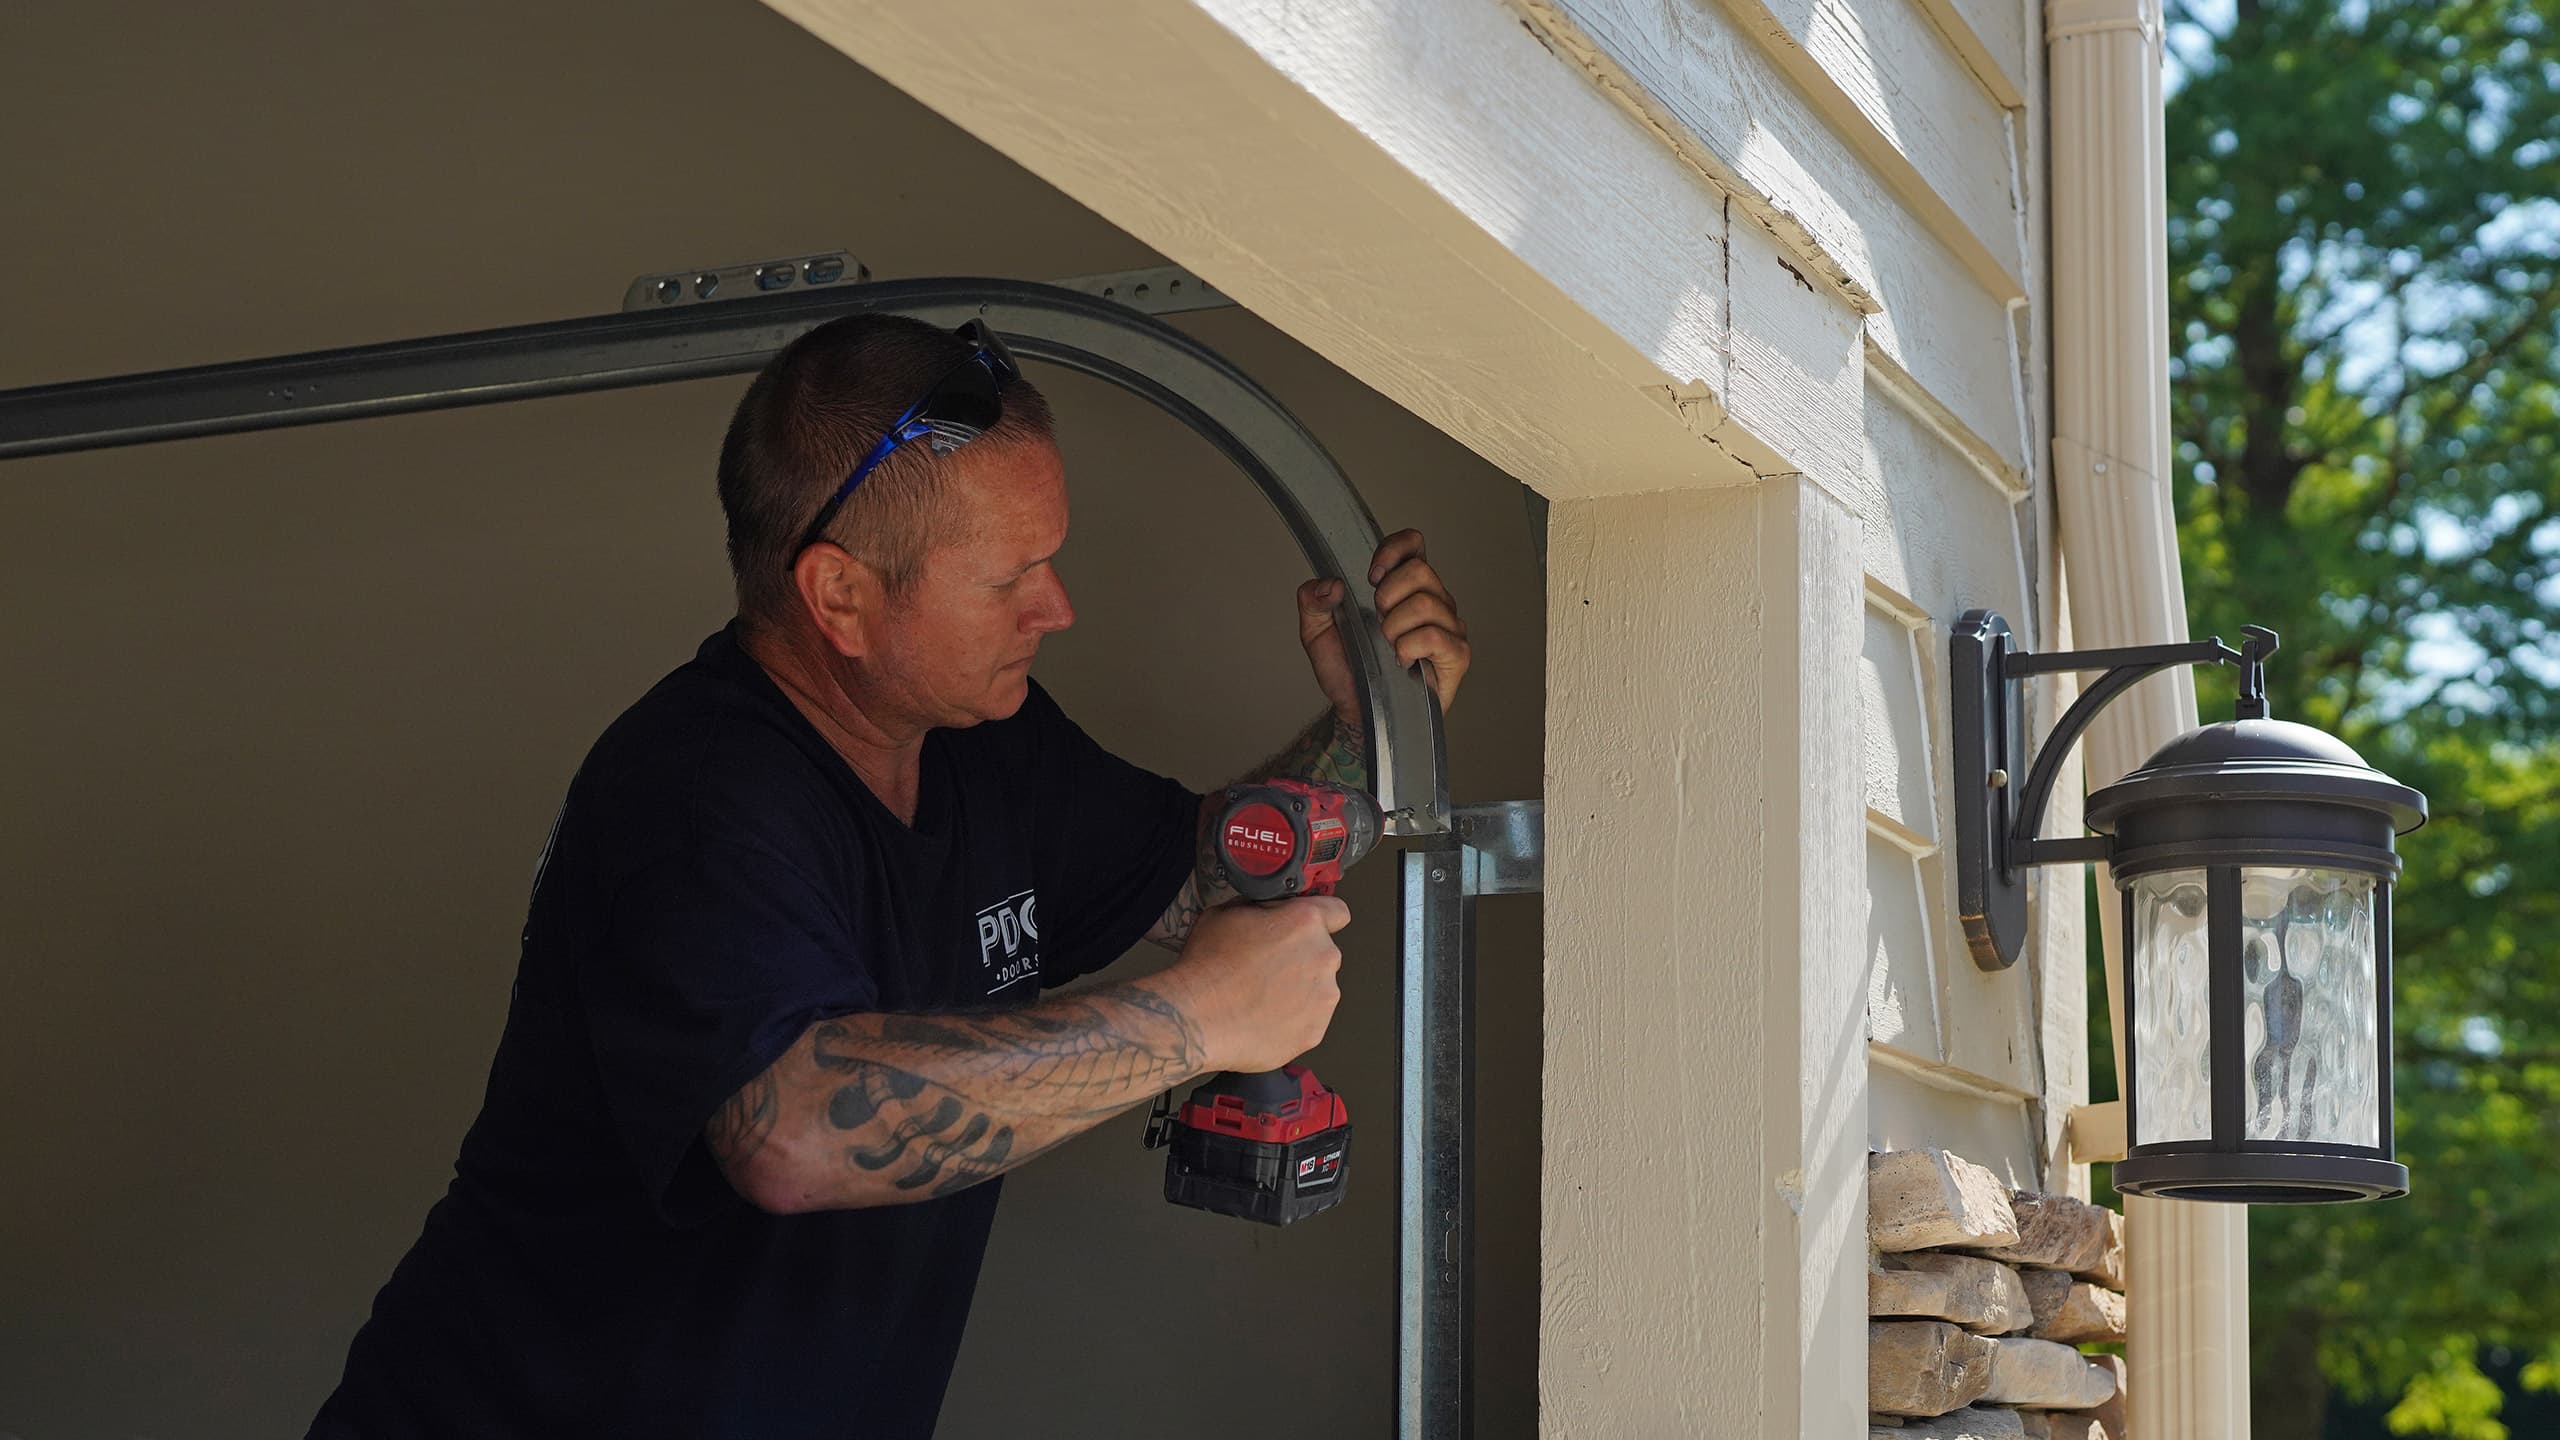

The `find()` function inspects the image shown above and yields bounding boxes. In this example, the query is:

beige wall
[0,4,1543,1435]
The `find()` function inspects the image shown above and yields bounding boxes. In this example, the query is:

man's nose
[1025,566,1074,633]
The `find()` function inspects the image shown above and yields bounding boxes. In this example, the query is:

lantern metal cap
[2086,718,2428,836]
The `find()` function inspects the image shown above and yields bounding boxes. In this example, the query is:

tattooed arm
[1143,710,1370,952]
[707,978,1206,1213]
[708,895,1351,1213]
[710,899,1350,1213]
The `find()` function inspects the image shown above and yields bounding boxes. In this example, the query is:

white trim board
[1544,477,1868,1434]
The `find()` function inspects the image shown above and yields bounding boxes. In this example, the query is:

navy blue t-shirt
[310,627,1198,1439]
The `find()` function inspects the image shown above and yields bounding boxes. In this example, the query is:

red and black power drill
[1142,778,1382,1226]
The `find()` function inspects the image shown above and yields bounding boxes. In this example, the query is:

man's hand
[1148,528,1467,958]
[1299,528,1472,719]
[1156,896,1351,1072]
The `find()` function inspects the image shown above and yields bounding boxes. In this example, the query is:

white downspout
[2047,0,2253,1435]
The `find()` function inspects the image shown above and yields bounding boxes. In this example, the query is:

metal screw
[1431,867,1447,882]
[1989,768,2009,788]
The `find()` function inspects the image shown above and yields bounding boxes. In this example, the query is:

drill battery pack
[1145,1065,1352,1227]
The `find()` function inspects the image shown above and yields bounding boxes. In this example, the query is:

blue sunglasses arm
[818,410,934,519]
[793,339,1010,560]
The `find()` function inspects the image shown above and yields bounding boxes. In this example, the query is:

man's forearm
[1146,710,1369,951]
[1248,707,1370,793]
[708,978,1208,1213]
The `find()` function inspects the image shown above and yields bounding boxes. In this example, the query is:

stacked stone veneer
[1868,1149,2130,1440]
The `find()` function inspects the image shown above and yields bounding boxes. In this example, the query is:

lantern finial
[2236,624,2280,720]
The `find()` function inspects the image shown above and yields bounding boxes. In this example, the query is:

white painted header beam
[764,0,1880,501]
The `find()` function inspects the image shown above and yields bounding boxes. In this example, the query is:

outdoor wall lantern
[1952,610,2428,1204]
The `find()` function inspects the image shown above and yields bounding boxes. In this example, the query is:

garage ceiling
[0,0,1164,390]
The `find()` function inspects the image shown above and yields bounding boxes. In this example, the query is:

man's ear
[792,543,884,659]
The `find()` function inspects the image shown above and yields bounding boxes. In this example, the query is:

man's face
[861,437,1074,728]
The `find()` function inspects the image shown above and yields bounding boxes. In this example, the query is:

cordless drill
[1142,778,1382,1226]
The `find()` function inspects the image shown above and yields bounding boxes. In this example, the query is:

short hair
[716,312,1055,623]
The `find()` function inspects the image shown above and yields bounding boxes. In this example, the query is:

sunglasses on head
[793,319,1024,561]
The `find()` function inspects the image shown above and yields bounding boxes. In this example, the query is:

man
[310,312,1472,1437]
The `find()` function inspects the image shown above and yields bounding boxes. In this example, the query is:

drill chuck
[1212,780,1382,902]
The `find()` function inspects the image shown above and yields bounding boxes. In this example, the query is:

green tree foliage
[2158,1,2560,1435]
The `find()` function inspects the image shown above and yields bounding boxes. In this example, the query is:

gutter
[2046,0,2254,1433]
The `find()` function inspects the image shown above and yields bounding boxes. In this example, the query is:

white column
[2049,0,2252,1434]
[1541,476,1866,1436]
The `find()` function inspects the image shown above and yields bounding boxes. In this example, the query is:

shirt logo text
[976,889,1040,994]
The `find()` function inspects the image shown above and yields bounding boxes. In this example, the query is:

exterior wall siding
[1524,0,2035,475]
[1521,0,2081,1179]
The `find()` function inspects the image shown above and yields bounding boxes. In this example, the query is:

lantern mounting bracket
[1951,609,2277,970]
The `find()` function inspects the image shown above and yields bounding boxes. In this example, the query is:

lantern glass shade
[2240,867,2380,1146]
[2131,863,2388,1152]
[2131,868,2214,1145]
